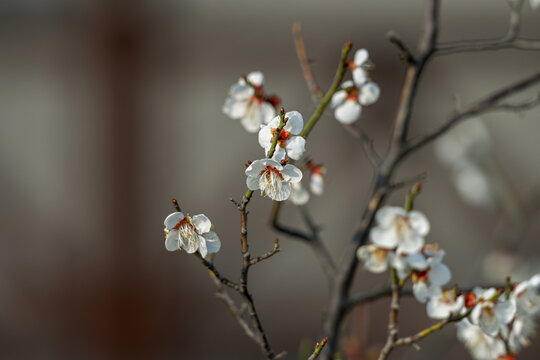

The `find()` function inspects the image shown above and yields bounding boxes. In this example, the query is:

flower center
[394,216,411,237]
[271,128,291,148]
[346,86,359,101]
[258,166,287,200]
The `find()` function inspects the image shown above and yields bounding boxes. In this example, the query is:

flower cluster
[223,71,280,133]
[358,205,540,359]
[331,49,380,124]
[164,211,220,258]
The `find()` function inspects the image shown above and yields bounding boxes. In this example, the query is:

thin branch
[301,41,353,138]
[377,269,402,360]
[293,22,324,103]
[196,254,241,292]
[344,124,382,168]
[403,72,540,158]
[249,239,280,266]
[215,288,259,343]
[387,31,416,65]
[308,337,329,360]
[436,0,540,54]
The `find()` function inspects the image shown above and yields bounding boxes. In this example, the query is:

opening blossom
[331,80,380,124]
[411,246,452,303]
[469,287,516,337]
[307,161,325,196]
[349,48,371,86]
[457,318,506,360]
[258,111,306,162]
[245,159,302,201]
[164,212,221,258]
[426,287,464,319]
[223,71,279,133]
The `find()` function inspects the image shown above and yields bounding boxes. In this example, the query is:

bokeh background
[1,0,540,359]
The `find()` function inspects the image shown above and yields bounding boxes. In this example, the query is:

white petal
[204,231,221,253]
[478,307,500,337]
[180,233,199,254]
[388,252,409,279]
[192,214,212,234]
[376,206,406,227]
[331,90,347,108]
[396,232,424,255]
[284,111,304,134]
[335,100,362,124]
[495,299,516,325]
[427,261,451,287]
[354,48,369,66]
[258,125,274,152]
[260,102,276,125]
[164,212,184,229]
[165,230,180,251]
[370,227,398,249]
[246,173,261,190]
[247,71,264,86]
[310,173,324,195]
[413,281,430,303]
[266,114,281,128]
[352,68,368,86]
[341,80,354,88]
[357,245,388,273]
[270,147,287,163]
[285,136,306,160]
[281,164,303,183]
[198,235,208,258]
[228,82,253,101]
[359,82,380,105]
[406,252,428,270]
[245,159,266,178]
[408,211,430,235]
[240,112,263,133]
[290,182,310,205]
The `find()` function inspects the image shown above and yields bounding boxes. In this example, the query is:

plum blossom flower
[512,273,540,316]
[331,80,380,124]
[411,246,452,303]
[245,159,302,201]
[357,244,391,273]
[289,181,310,205]
[508,314,537,353]
[470,288,516,337]
[258,111,306,162]
[306,160,325,196]
[370,206,429,255]
[223,71,279,133]
[457,318,506,360]
[164,212,221,258]
[349,48,371,86]
[426,287,464,319]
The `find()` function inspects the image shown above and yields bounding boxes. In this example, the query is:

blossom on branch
[349,48,371,86]
[164,212,221,258]
[245,159,302,201]
[223,71,279,133]
[331,80,380,124]
[289,181,310,205]
[258,111,306,162]
[469,288,516,337]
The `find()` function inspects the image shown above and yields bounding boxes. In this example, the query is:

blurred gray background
[1,0,540,359]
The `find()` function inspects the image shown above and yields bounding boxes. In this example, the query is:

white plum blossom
[426,287,464,319]
[349,48,371,86]
[164,212,221,258]
[289,181,310,205]
[331,80,380,124]
[370,206,429,255]
[307,161,325,196]
[411,246,452,303]
[223,71,278,133]
[456,318,506,360]
[470,288,516,337]
[512,273,540,316]
[258,111,306,162]
[509,314,537,353]
[245,159,302,201]
[357,244,390,273]
[387,251,428,280]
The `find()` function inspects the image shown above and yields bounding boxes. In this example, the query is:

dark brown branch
[436,0,540,54]
[214,287,258,343]
[249,240,280,266]
[403,72,540,158]
[387,31,416,65]
[197,254,240,292]
[293,22,324,103]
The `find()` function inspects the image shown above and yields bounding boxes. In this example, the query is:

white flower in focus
[456,319,506,360]
[370,206,429,255]
[258,111,306,162]
[470,288,516,337]
[427,287,464,319]
[349,49,371,86]
[512,273,540,316]
[331,81,380,124]
[412,247,452,303]
[164,212,221,258]
[245,159,303,201]
[290,181,310,205]
[357,244,390,273]
[223,71,278,133]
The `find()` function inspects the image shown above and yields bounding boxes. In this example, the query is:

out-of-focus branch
[436,0,540,54]
[307,337,329,360]
[293,22,324,103]
[377,269,402,360]
[403,72,540,158]
[344,124,382,168]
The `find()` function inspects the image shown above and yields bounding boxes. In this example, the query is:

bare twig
[436,0,540,54]
[387,31,416,64]
[249,239,280,266]
[196,254,240,292]
[344,124,382,168]
[293,22,324,102]
[215,288,259,343]
[377,269,402,360]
